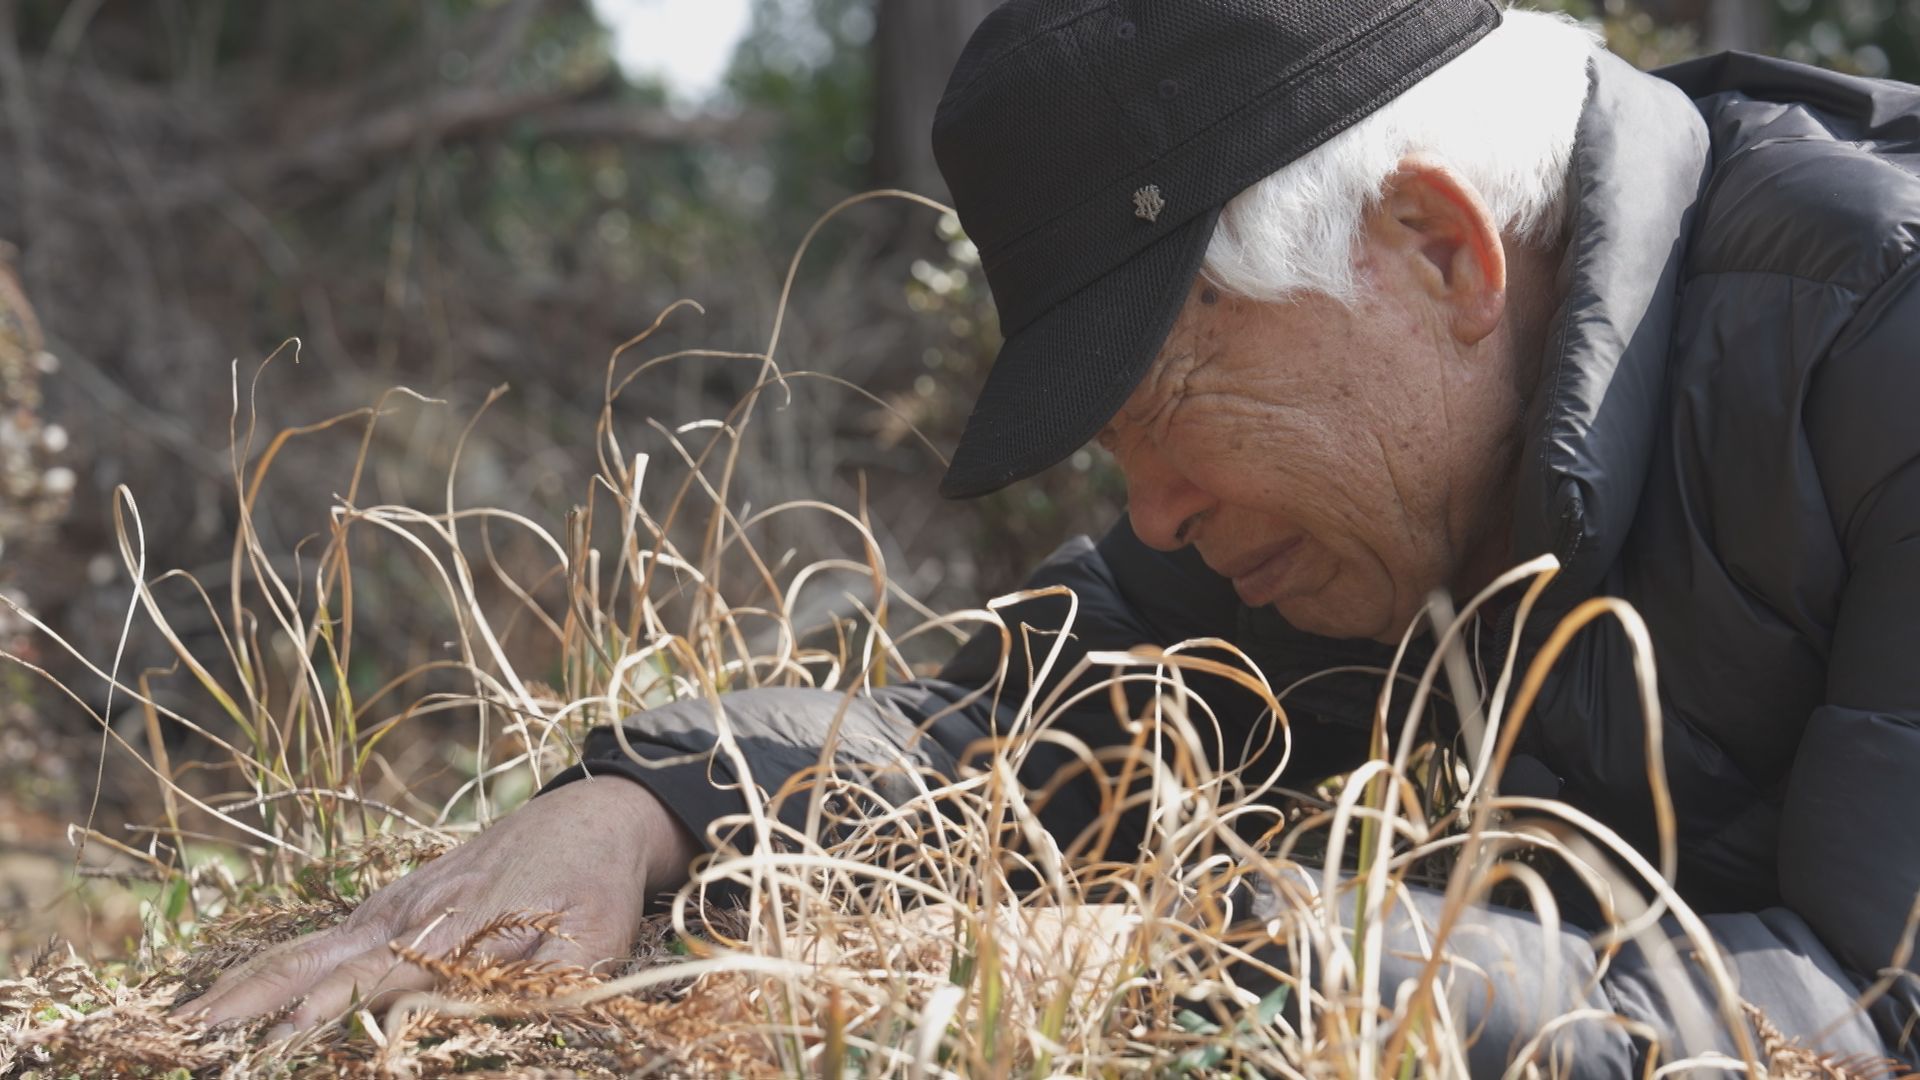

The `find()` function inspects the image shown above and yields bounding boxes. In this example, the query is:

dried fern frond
[1748,1002,1919,1080]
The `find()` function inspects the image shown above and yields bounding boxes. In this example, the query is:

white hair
[1201,7,1602,305]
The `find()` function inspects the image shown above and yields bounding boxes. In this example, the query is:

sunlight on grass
[2,196,1900,1079]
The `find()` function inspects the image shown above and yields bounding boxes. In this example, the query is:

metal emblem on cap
[1133,184,1165,223]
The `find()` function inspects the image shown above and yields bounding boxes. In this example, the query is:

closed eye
[1147,356,1195,442]
[1105,351,1194,451]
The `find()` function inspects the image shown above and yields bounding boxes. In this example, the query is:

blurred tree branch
[869,0,996,201]
[468,0,563,85]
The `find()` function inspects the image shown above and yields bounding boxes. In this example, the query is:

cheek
[1192,422,1445,590]
[1157,407,1316,517]
[1161,362,1444,536]
[1196,409,1381,513]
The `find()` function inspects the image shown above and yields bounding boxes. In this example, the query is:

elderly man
[183,0,1920,1072]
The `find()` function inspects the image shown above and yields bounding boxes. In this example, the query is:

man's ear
[1370,154,1506,345]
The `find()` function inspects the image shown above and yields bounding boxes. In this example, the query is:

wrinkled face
[1096,168,1536,641]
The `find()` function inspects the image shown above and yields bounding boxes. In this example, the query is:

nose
[1123,450,1214,552]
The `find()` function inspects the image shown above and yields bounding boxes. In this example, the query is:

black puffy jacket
[545,49,1920,1071]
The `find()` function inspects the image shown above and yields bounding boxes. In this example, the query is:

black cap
[933,0,1503,499]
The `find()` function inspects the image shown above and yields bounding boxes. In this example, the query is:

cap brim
[939,205,1222,500]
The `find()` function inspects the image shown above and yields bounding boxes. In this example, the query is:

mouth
[1216,537,1306,608]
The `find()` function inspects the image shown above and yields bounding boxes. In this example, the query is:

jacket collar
[1514,50,1712,608]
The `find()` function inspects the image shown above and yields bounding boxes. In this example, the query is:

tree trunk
[1636,0,1774,54]
[1704,0,1773,53]
[869,0,998,202]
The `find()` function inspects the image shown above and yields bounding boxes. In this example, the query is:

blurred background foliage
[0,0,1912,951]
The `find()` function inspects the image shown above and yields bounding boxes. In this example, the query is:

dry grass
[2,195,1912,1078]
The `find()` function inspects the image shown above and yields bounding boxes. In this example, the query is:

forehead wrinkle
[1145,351,1200,440]
[1112,304,1238,443]
[1115,348,1191,428]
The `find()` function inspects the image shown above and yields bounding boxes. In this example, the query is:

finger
[279,916,548,1032]
[526,930,603,974]
[174,920,389,1025]
[276,941,443,1033]
[171,931,334,1020]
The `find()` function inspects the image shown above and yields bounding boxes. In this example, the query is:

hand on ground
[172,777,693,1034]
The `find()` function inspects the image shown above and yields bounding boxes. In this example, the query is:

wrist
[552,774,696,889]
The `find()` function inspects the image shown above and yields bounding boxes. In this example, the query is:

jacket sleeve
[538,516,1370,863]
[1781,257,1920,980]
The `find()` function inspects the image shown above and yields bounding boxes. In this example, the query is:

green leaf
[1169,985,1288,1076]
[1254,983,1291,1025]
[163,876,191,925]
[1171,1038,1231,1075]
[1173,1009,1220,1036]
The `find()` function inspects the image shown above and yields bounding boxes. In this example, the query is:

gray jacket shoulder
[1664,52,1920,290]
